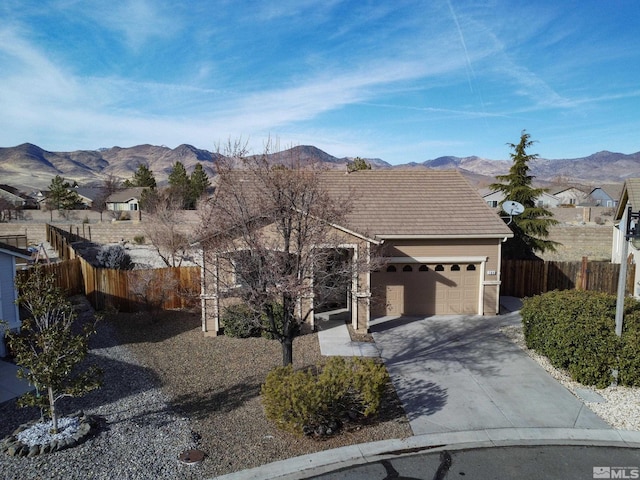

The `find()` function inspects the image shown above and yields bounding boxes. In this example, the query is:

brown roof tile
[320,170,512,239]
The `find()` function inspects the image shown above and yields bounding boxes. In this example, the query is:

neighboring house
[588,186,621,208]
[73,186,103,209]
[0,242,32,357]
[552,186,589,206]
[200,170,513,335]
[612,179,640,298]
[0,185,38,209]
[105,188,146,211]
[482,190,561,209]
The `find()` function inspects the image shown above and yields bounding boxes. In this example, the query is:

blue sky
[1,0,639,164]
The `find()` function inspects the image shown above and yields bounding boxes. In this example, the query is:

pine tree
[167,161,190,208]
[490,131,560,259]
[46,175,82,212]
[189,163,210,208]
[124,164,156,189]
[347,157,371,172]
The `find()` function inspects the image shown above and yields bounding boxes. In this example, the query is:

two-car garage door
[371,262,480,316]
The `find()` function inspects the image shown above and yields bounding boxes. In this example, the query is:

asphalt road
[309,445,640,480]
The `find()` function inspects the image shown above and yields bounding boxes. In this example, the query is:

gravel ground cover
[0,299,411,479]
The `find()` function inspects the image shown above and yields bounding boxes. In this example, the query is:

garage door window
[403,265,413,272]
[467,264,476,271]
[386,265,397,272]
[435,264,444,271]
[419,265,429,271]
[451,264,460,271]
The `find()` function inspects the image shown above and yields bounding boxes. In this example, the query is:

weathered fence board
[501,258,635,298]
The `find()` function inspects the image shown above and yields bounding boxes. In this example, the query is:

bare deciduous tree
[143,191,191,267]
[198,141,377,365]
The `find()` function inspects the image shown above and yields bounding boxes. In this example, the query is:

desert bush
[521,290,640,387]
[261,357,389,436]
[221,304,261,338]
[95,244,133,270]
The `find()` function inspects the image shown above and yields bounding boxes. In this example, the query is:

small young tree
[489,131,559,259]
[7,267,102,433]
[93,175,122,221]
[143,191,190,267]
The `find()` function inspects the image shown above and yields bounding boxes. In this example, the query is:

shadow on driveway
[371,313,610,435]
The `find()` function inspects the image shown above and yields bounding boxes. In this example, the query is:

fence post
[578,256,588,290]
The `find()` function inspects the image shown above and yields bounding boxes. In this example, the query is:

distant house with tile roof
[200,170,513,336]
[588,186,622,208]
[482,189,561,209]
[551,186,589,206]
[105,187,146,212]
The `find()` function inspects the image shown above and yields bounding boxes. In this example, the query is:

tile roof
[320,170,513,239]
[616,178,640,219]
[106,187,146,203]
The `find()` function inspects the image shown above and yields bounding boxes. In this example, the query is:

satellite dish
[502,200,525,216]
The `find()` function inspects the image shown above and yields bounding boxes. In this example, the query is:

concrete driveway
[370,311,610,435]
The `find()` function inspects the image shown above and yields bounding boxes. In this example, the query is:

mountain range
[1,142,638,192]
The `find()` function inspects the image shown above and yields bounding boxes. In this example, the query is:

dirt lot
[108,310,411,477]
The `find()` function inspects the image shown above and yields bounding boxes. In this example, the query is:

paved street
[309,445,640,480]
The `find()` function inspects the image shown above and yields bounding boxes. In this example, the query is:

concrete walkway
[315,309,379,357]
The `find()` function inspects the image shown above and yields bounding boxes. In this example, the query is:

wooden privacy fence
[501,258,636,298]
[79,256,201,312]
[16,258,85,296]
[43,224,201,312]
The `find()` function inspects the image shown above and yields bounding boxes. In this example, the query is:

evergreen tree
[189,163,211,208]
[347,157,371,172]
[124,164,156,189]
[46,175,82,212]
[167,161,190,208]
[490,131,559,259]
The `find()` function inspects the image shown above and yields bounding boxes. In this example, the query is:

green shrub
[260,302,300,340]
[261,357,389,436]
[619,308,640,386]
[133,235,145,245]
[220,304,261,338]
[520,290,640,388]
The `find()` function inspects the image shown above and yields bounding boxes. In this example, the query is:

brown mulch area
[108,310,411,477]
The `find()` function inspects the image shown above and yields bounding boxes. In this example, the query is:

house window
[386,265,397,272]
[419,265,429,272]
[487,200,498,208]
[466,264,476,271]
[451,264,460,271]
[435,264,444,271]
[402,265,413,272]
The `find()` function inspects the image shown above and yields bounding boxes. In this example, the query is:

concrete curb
[211,428,640,480]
